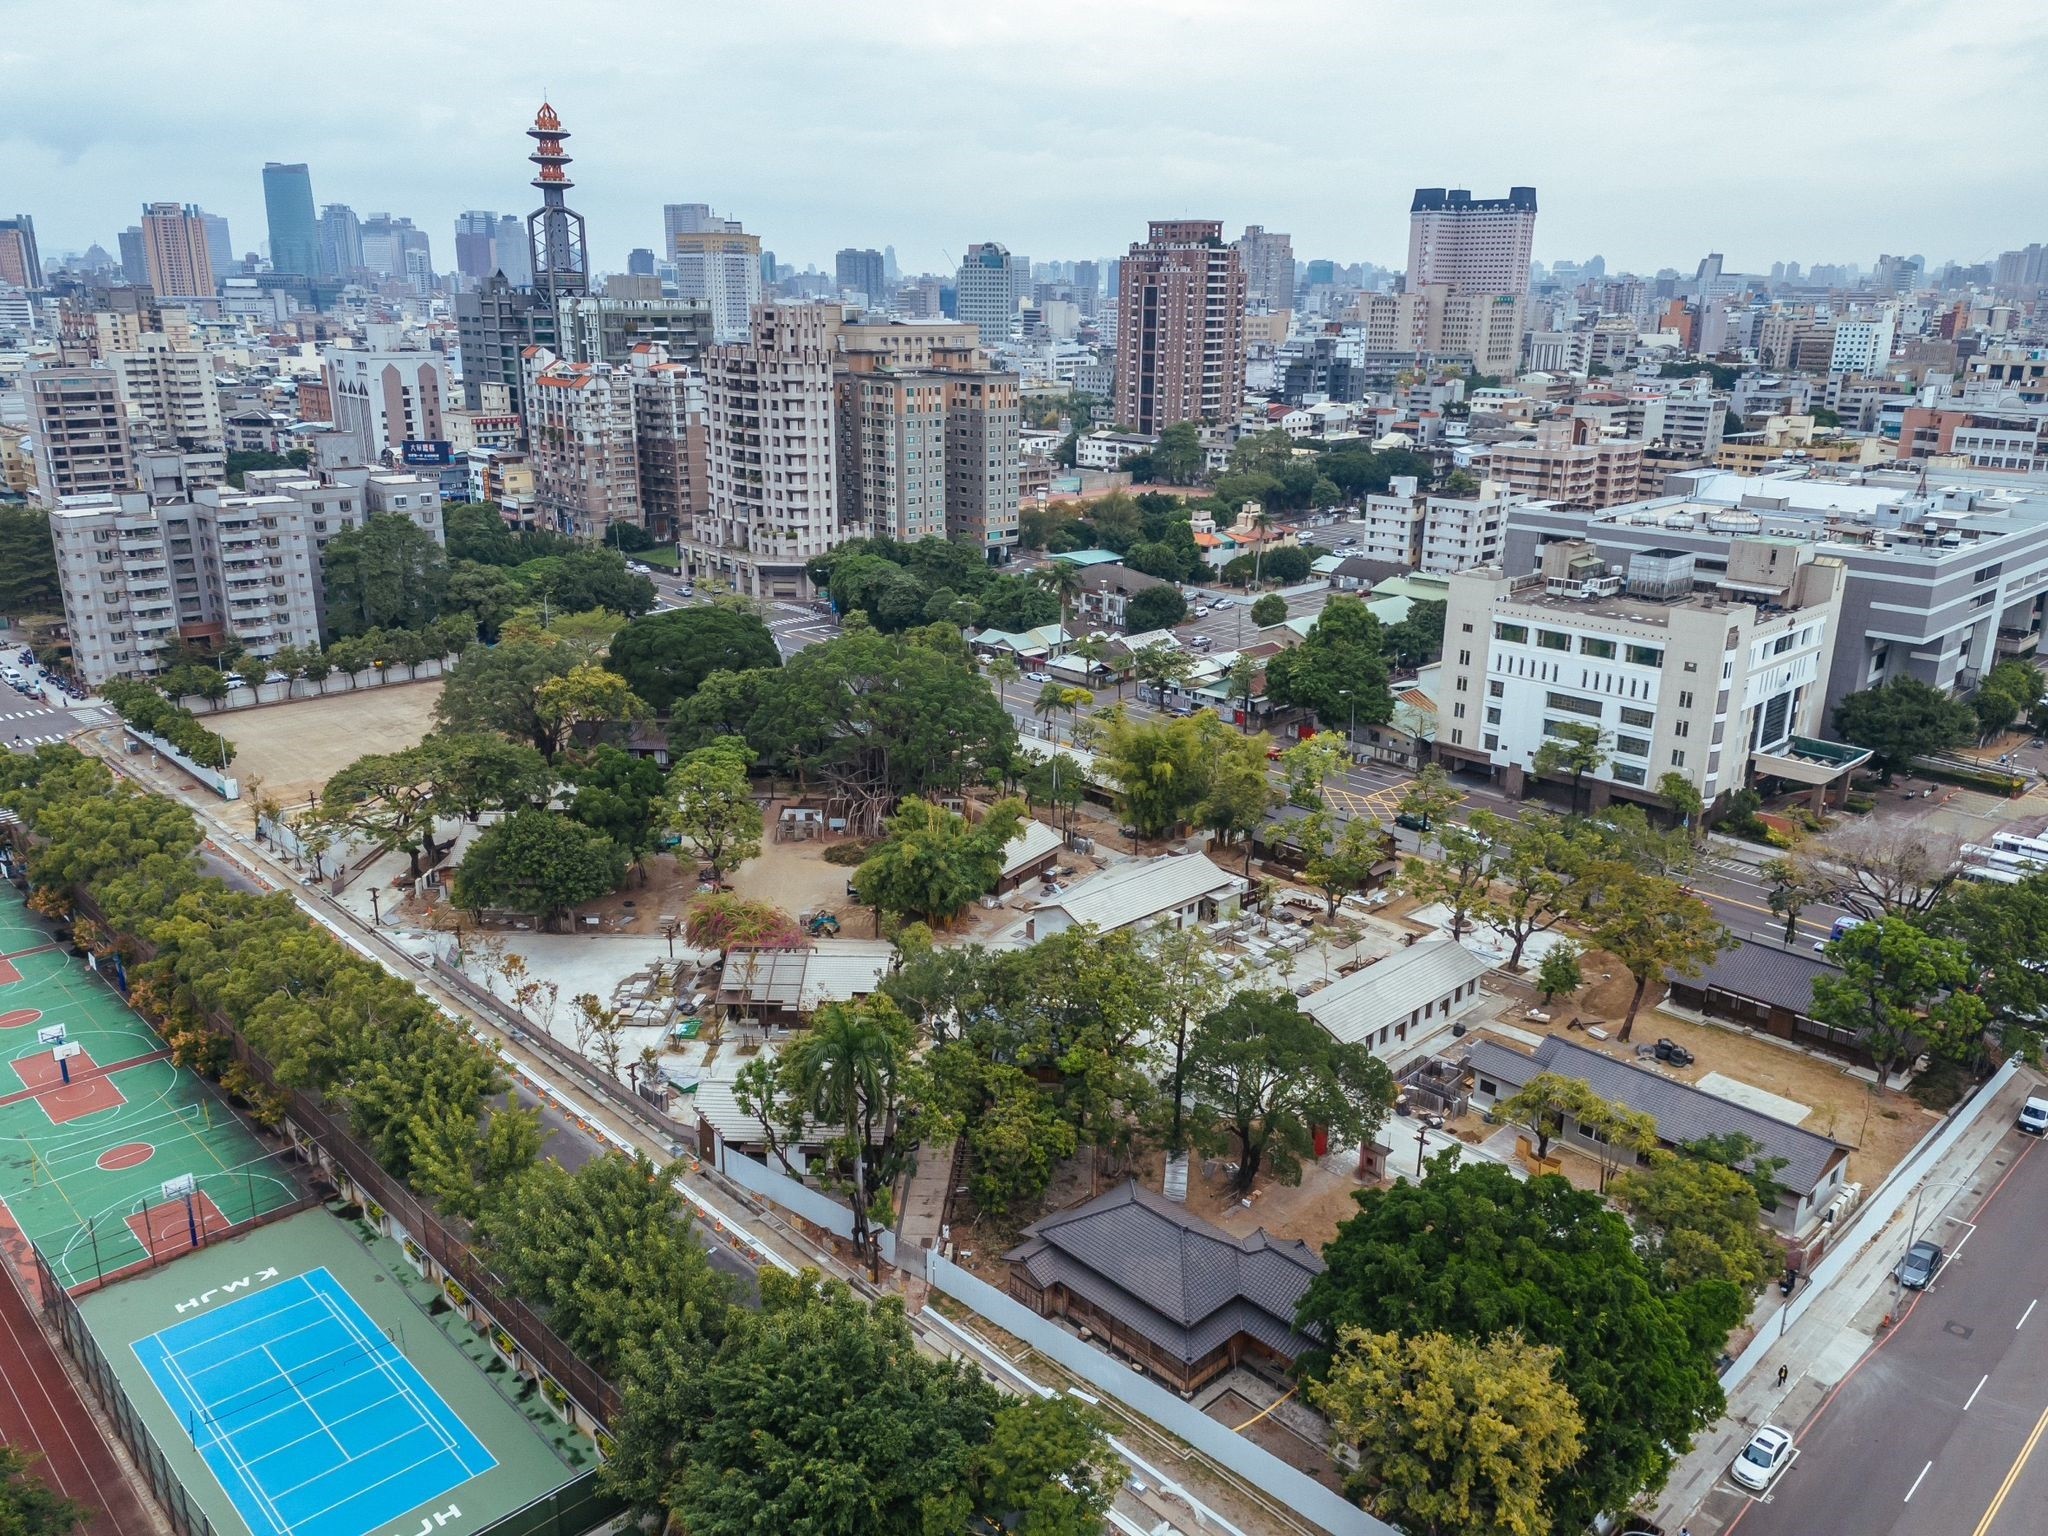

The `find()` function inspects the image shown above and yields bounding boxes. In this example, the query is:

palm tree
[1035,681,1089,746]
[1069,634,1111,689]
[1227,654,1259,731]
[1035,559,1085,641]
[985,653,1021,713]
[1132,641,1195,711]
[783,1002,909,1280]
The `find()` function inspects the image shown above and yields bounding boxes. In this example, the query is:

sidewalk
[1653,1065,2038,1531]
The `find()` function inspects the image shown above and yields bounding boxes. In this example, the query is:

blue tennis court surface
[131,1268,496,1536]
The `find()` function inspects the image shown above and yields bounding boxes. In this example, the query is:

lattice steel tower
[526,102,589,303]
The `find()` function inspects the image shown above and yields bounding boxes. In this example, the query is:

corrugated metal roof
[1303,940,1492,1046]
[1462,1035,1848,1195]
[717,939,894,1012]
[1031,855,1244,932]
[1001,818,1065,880]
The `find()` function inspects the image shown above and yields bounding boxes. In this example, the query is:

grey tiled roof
[1668,939,1841,1016]
[1302,939,1492,1046]
[1005,1181,1323,1364]
[1462,1035,1848,1196]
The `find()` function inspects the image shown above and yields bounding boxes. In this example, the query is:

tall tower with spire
[526,102,588,303]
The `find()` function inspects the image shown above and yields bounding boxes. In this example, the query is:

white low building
[1301,940,1492,1062]
[1022,854,1245,941]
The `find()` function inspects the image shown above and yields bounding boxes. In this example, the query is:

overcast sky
[12,0,2047,280]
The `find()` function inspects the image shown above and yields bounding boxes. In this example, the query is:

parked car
[1025,670,1051,683]
[2019,1096,2048,1136]
[1653,1038,1695,1067]
[1394,813,1431,832]
[1896,1239,1945,1290]
[1730,1425,1795,1492]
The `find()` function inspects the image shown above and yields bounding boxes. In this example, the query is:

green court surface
[0,884,303,1292]
[74,1207,589,1536]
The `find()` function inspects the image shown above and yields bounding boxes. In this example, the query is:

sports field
[0,884,302,1291]
[79,1208,577,1536]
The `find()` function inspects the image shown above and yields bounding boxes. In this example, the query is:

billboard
[401,439,453,466]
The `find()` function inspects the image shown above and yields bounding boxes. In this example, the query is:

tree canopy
[607,607,781,713]
[853,797,1026,925]
[1262,596,1395,730]
[0,507,61,618]
[452,806,627,926]
[1811,914,1988,1088]
[1832,676,1976,781]
[320,513,451,637]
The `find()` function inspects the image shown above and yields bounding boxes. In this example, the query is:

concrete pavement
[1656,1067,2043,1533]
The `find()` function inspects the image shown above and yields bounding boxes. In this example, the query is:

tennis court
[0,884,302,1291]
[133,1268,496,1536]
[78,1208,582,1536]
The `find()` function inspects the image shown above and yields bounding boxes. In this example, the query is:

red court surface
[0,1252,155,1536]
[95,1142,154,1172]
[3,1046,132,1124]
[0,957,20,985]
[124,1190,231,1258]
[0,1008,42,1029]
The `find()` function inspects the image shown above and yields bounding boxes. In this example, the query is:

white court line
[155,1342,289,1536]
[1966,1374,1989,1410]
[1904,1460,1933,1501]
[272,1420,448,1500]
[2019,1298,2037,1330]
[213,1357,400,1450]
[259,1344,347,1457]
[164,1290,327,1370]
[239,1384,395,1472]
[281,1443,463,1530]
[310,1285,466,1463]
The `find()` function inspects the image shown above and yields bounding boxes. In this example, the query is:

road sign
[36,1023,66,1046]
[161,1173,197,1201]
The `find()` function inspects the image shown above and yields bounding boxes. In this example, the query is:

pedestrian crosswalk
[3,733,69,749]
[0,709,58,721]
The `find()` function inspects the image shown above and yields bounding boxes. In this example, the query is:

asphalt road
[1716,1126,2048,1536]
[0,670,99,752]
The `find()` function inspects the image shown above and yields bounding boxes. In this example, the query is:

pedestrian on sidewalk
[1777,1363,1790,1388]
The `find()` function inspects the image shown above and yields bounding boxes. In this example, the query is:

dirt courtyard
[214,683,442,830]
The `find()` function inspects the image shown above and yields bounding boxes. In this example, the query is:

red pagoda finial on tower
[528,102,573,190]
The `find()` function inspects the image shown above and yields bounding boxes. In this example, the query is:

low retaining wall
[177,660,448,715]
[121,726,240,800]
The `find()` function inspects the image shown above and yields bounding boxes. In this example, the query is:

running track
[0,1259,152,1536]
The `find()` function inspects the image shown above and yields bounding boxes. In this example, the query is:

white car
[2021,1096,2048,1136]
[1730,1425,1795,1491]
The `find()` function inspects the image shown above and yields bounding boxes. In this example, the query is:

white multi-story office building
[956,242,1029,348]
[1437,537,1847,810]
[686,303,844,599]
[1359,475,1521,573]
[321,345,449,464]
[1829,309,1897,375]
[111,334,222,449]
[672,219,763,344]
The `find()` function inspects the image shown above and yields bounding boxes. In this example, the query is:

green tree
[1034,559,1085,636]
[1094,707,1213,837]
[1262,596,1395,730]
[1381,598,1448,670]
[1144,925,1235,1156]
[453,807,627,927]
[922,1047,1077,1223]
[1496,1072,1607,1162]
[666,736,762,880]
[534,663,649,758]
[0,1445,90,1536]
[1250,592,1288,627]
[1487,812,1589,968]
[1536,942,1582,1005]
[1924,871,2048,1060]
[1396,815,1499,940]
[0,507,62,617]
[568,746,671,869]
[966,1393,1118,1536]
[1810,915,1990,1091]
[1300,810,1386,919]
[1531,721,1610,814]
[1130,640,1195,705]
[1610,1153,1777,1296]
[1658,770,1706,840]
[445,561,525,641]
[1393,762,1463,830]
[1280,730,1349,808]
[1310,1328,1584,1536]
[1125,583,1187,631]
[1150,421,1206,483]
[320,513,450,636]
[1764,853,1834,944]
[1185,990,1395,1193]
[854,797,1025,926]
[1197,724,1280,868]
[1582,864,1729,1041]
[1832,676,1977,782]
[984,652,1021,711]
[434,639,579,754]
[1298,1161,1736,1534]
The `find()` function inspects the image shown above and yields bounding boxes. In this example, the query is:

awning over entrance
[1751,736,1873,787]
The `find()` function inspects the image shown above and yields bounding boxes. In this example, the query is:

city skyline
[12,0,2047,280]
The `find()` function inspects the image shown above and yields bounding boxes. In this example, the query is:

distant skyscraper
[1113,220,1247,436]
[139,203,216,300]
[1235,226,1294,310]
[1406,187,1537,297]
[262,163,320,276]
[673,215,762,343]
[526,102,589,305]
[627,247,656,276]
[118,227,148,285]
[955,242,1028,346]
[0,215,40,291]
[195,211,233,279]
[1072,260,1099,317]
[454,210,500,280]
[835,248,885,301]
[664,203,718,249]
[494,215,531,287]
[883,246,899,286]
[319,204,362,277]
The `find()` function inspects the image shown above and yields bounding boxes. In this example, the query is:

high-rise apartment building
[0,215,42,291]
[1485,417,1644,510]
[140,203,215,302]
[27,366,136,505]
[1407,187,1537,298]
[557,294,713,367]
[687,303,843,597]
[629,344,708,544]
[521,345,642,542]
[196,212,234,281]
[454,211,501,281]
[117,228,149,286]
[111,334,223,450]
[1113,220,1248,436]
[674,223,763,343]
[1235,226,1294,311]
[319,204,363,278]
[1346,285,1526,376]
[663,203,720,248]
[262,164,320,277]
[955,242,1028,347]
[1072,260,1100,318]
[835,248,886,302]
[358,214,431,280]
[322,345,449,462]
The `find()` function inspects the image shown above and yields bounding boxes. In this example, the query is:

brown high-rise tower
[1113,220,1247,437]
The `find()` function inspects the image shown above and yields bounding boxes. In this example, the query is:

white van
[2020,1097,2048,1136]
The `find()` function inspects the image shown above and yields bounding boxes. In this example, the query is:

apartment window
[1461,621,1474,633]
[1614,734,1651,758]
[1536,629,1571,652]
[1625,644,1664,667]
[1579,636,1616,659]
[1671,750,1687,767]
[1452,729,1464,744]
[1454,703,1467,719]
[1612,762,1647,785]
[1545,691,1602,718]
[1674,719,1691,739]
[1485,707,1502,725]
[1484,733,1499,751]
[1489,679,1505,697]
[1619,706,1653,728]
[1975,562,2003,583]
[1494,622,1528,643]
[1679,690,1694,708]
[1683,661,1698,672]
[1458,649,1471,666]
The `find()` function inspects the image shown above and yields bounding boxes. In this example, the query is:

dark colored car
[1897,1239,1945,1290]
[1394,813,1431,832]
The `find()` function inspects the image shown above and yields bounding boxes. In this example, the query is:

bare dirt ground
[214,682,442,830]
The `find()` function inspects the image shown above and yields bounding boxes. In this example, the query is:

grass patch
[638,546,681,569]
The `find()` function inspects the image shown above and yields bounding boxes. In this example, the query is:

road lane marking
[2019,1299,2037,1330]
[1905,1459,1933,1501]
[1968,1374,1989,1410]
[1969,1396,2048,1536]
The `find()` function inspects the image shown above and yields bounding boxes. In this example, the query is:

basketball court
[0,885,302,1291]
[76,1208,580,1536]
